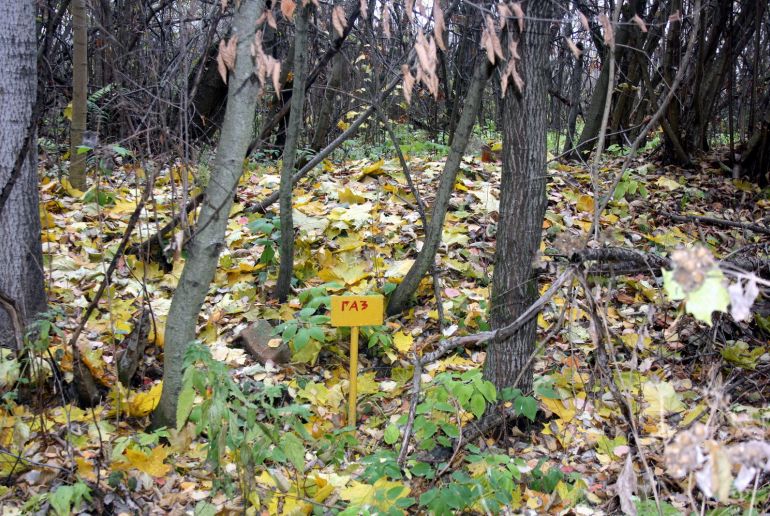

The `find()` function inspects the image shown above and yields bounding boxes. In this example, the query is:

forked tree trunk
[153,0,264,429]
[0,0,47,348]
[276,5,311,302]
[69,0,88,189]
[483,0,559,393]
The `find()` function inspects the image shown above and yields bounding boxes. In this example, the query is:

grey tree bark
[275,5,311,302]
[69,0,88,189]
[153,0,264,428]
[386,57,493,316]
[483,0,559,393]
[0,0,47,348]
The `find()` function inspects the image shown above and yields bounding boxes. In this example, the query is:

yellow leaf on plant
[120,445,172,477]
[337,120,350,131]
[128,382,163,417]
[392,331,413,354]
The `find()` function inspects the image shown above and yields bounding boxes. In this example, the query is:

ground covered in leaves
[2,140,770,514]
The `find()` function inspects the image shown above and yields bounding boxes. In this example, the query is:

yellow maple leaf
[393,331,413,354]
[338,187,366,204]
[60,177,84,198]
[120,445,172,477]
[128,382,163,417]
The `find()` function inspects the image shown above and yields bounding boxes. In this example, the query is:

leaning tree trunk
[0,0,47,349]
[275,5,311,302]
[153,0,264,429]
[69,0,88,190]
[386,57,493,316]
[483,0,559,393]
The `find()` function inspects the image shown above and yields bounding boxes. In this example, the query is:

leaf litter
[4,144,770,513]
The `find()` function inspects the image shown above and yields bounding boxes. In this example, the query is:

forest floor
[2,141,770,514]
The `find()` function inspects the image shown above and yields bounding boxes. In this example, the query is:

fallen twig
[661,211,770,236]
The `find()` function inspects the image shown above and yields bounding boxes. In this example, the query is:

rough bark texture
[483,0,558,393]
[275,6,311,302]
[386,58,492,316]
[0,0,47,348]
[152,0,264,429]
[69,0,88,189]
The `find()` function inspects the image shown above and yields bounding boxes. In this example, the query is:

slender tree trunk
[0,0,46,347]
[563,43,584,155]
[386,58,492,316]
[152,0,264,429]
[276,5,311,302]
[483,0,559,393]
[311,53,344,152]
[69,0,88,189]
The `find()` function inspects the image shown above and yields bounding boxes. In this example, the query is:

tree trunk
[69,0,88,189]
[275,5,311,302]
[386,57,493,316]
[483,0,558,393]
[0,0,46,348]
[310,53,344,152]
[152,0,264,429]
[562,43,584,155]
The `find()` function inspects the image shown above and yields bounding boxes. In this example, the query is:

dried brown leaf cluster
[250,31,282,94]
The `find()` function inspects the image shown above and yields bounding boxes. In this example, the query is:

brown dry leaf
[221,0,228,10]
[578,11,590,32]
[565,37,582,58]
[359,0,368,19]
[599,13,614,49]
[500,39,523,96]
[615,453,638,516]
[402,65,415,104]
[433,0,446,52]
[281,0,296,20]
[631,13,648,32]
[498,3,510,29]
[511,2,524,32]
[382,1,391,39]
[481,15,503,64]
[669,9,681,22]
[332,5,347,37]
[405,0,414,21]
[217,37,238,84]
[267,9,277,29]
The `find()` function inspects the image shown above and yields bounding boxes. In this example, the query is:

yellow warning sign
[330,295,384,327]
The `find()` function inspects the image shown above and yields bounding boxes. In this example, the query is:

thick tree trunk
[483,0,558,393]
[152,0,264,429]
[275,6,311,302]
[562,44,584,155]
[386,57,493,316]
[0,0,47,348]
[69,0,88,189]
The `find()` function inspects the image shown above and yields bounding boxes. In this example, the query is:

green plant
[246,216,280,267]
[176,342,313,494]
[613,169,649,201]
[528,459,564,493]
[49,481,92,516]
[273,285,332,363]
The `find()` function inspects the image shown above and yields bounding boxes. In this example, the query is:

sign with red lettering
[330,295,384,327]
